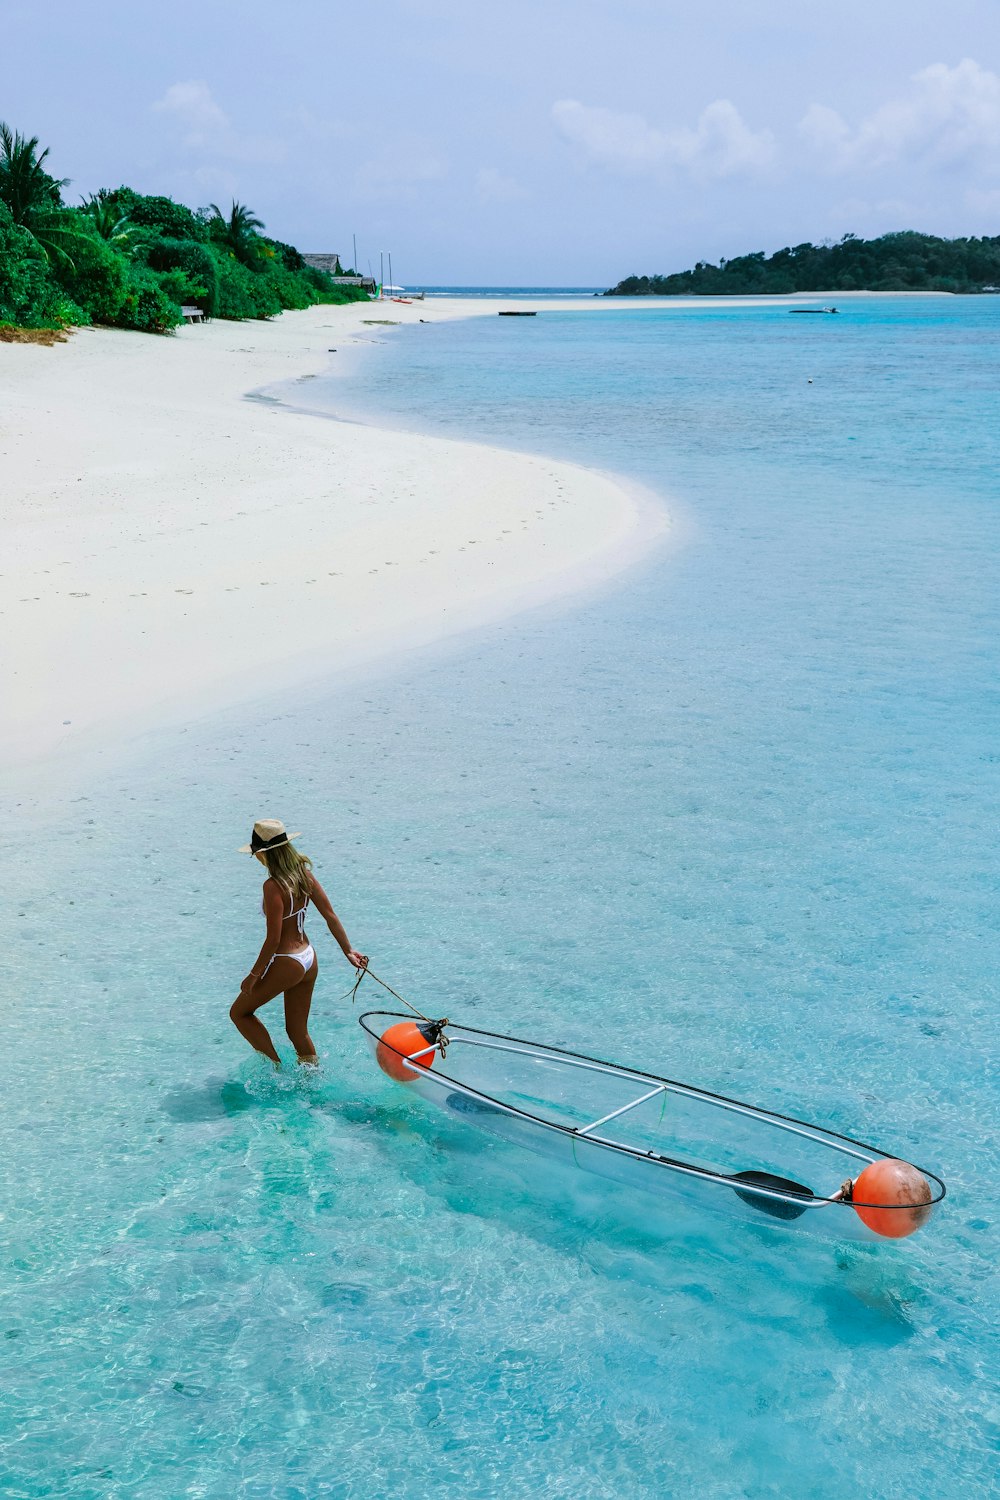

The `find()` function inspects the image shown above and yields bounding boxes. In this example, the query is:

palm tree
[80,190,134,247]
[0,122,88,269]
[0,123,66,222]
[207,200,266,263]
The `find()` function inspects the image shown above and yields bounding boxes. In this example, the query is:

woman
[231,819,367,1066]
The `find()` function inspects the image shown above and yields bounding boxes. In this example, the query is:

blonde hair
[262,841,313,903]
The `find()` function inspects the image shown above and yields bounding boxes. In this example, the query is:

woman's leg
[284,960,320,1064]
[230,959,304,1065]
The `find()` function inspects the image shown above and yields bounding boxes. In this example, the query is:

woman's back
[263,875,312,941]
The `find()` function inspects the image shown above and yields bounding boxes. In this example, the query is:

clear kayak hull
[358,1012,946,1242]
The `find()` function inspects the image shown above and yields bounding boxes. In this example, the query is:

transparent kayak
[359,1011,946,1242]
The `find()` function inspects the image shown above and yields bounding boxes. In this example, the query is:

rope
[337,964,449,1056]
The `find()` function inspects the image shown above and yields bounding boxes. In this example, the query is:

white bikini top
[262,884,309,936]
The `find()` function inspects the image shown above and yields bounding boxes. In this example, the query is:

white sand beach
[0,299,667,777]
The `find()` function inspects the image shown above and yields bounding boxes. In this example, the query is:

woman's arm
[240,881,285,992]
[309,875,367,969]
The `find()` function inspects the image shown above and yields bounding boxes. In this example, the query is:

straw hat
[238,818,302,854]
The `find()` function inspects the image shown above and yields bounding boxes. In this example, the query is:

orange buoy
[376,1021,440,1083]
[851,1158,934,1239]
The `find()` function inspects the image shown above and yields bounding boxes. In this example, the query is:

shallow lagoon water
[2,298,998,1497]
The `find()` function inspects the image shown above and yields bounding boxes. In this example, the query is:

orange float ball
[851,1158,933,1239]
[376,1021,437,1083]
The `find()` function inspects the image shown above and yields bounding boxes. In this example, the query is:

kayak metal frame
[575,1084,667,1138]
[412,1031,878,1167]
[359,1011,947,1215]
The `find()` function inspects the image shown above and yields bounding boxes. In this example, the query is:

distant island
[606,232,1000,297]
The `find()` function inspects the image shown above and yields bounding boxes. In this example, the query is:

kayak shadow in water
[335,1084,826,1292]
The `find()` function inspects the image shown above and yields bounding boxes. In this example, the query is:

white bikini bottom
[265,945,315,977]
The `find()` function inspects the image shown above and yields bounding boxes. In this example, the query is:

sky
[4,0,1000,283]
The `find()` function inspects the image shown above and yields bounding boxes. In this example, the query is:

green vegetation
[0,123,369,335]
[606,233,1000,296]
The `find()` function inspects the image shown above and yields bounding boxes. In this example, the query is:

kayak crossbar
[574,1085,666,1137]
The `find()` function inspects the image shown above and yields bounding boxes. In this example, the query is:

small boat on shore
[360,1009,945,1241]
[498,310,537,316]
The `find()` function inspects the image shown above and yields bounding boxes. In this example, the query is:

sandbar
[0,298,668,781]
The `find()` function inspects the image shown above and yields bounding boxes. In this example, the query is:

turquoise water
[2,298,998,1496]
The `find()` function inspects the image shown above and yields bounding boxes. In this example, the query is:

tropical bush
[116,265,184,333]
[270,264,318,310]
[265,236,307,272]
[156,267,208,309]
[48,214,128,322]
[0,199,62,325]
[110,187,207,242]
[212,252,275,318]
[140,237,219,315]
[0,120,371,335]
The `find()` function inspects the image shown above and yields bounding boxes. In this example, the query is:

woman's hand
[346,950,368,970]
[241,972,258,994]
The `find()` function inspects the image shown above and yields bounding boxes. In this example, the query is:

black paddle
[730,1170,815,1221]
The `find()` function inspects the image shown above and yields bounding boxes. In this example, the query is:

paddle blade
[731,1170,815,1221]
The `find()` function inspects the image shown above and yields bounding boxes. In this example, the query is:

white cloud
[551,97,775,179]
[800,59,1000,172]
[475,167,527,203]
[152,80,285,165]
[798,104,851,157]
[152,81,230,146]
[552,101,664,172]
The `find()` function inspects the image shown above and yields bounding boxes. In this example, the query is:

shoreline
[0,299,670,789]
